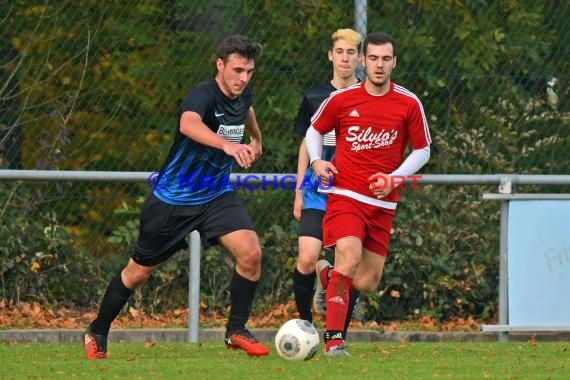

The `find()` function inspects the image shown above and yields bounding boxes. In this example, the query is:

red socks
[325,270,353,351]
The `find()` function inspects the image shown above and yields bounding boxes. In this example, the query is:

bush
[0,183,101,306]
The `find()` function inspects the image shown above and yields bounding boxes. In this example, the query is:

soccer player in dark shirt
[83,35,269,358]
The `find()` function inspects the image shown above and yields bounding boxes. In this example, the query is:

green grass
[1,341,568,379]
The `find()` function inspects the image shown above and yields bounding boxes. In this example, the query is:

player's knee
[354,283,374,294]
[354,277,380,294]
[123,266,153,288]
[234,249,262,281]
[296,255,316,273]
[237,244,262,268]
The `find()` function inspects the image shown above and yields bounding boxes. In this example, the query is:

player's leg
[88,261,155,334]
[314,258,360,339]
[218,229,262,335]
[313,257,331,316]
[85,194,188,359]
[341,204,391,348]
[295,236,321,320]
[344,287,361,340]
[324,236,362,355]
[321,248,384,357]
[353,206,393,293]
[321,195,367,356]
[219,229,261,280]
[315,255,360,338]
[205,193,268,356]
[353,250,386,293]
[295,209,325,321]
[84,259,156,359]
[218,229,269,356]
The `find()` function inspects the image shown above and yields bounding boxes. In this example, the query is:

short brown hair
[216,35,262,63]
[363,32,395,56]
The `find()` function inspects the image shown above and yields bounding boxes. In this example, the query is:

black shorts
[133,192,255,266]
[298,208,325,240]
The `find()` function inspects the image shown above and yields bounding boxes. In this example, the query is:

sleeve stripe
[310,94,333,125]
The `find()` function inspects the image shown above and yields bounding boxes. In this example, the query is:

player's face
[216,53,255,99]
[362,43,396,89]
[328,39,360,79]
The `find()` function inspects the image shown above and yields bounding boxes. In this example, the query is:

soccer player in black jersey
[292,29,362,337]
[83,35,269,358]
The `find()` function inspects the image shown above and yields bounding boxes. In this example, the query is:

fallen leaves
[528,335,538,347]
[0,300,484,332]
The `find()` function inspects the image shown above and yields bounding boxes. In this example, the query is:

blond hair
[331,28,362,50]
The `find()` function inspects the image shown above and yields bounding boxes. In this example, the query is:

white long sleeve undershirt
[305,126,324,164]
[391,146,431,177]
[306,125,430,177]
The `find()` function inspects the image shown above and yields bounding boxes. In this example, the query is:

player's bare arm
[293,139,309,220]
[180,110,254,169]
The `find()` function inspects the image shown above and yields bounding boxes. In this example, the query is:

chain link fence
[1,1,570,318]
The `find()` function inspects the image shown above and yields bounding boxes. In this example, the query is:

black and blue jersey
[153,79,252,205]
[294,82,338,211]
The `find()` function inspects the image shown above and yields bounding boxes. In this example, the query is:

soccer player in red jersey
[292,28,362,330]
[305,31,431,356]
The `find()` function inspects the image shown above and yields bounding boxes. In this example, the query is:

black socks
[90,271,134,336]
[226,270,259,333]
[293,267,316,322]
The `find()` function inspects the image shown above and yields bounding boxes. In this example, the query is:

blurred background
[1,0,569,324]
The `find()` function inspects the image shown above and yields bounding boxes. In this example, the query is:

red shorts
[322,194,396,257]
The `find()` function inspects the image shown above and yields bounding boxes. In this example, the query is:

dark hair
[216,35,262,63]
[363,32,396,56]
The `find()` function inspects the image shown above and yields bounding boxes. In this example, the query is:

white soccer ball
[274,319,320,361]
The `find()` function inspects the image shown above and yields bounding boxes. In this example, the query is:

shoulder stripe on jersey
[310,83,361,124]
[393,84,432,144]
[393,83,419,99]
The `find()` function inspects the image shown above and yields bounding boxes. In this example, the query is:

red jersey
[311,81,431,206]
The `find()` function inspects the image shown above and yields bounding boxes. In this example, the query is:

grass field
[0,341,568,379]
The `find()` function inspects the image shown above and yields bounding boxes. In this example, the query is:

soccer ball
[274,319,320,361]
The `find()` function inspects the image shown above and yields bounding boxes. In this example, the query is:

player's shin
[324,270,351,352]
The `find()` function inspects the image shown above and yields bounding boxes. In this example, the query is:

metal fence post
[188,230,201,343]
[498,177,512,342]
[354,0,367,80]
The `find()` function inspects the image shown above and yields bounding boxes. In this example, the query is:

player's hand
[293,190,303,221]
[224,143,255,168]
[368,172,393,199]
[249,139,262,162]
[311,159,337,187]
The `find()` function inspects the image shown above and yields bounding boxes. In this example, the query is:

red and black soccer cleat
[224,330,269,357]
[83,325,108,359]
